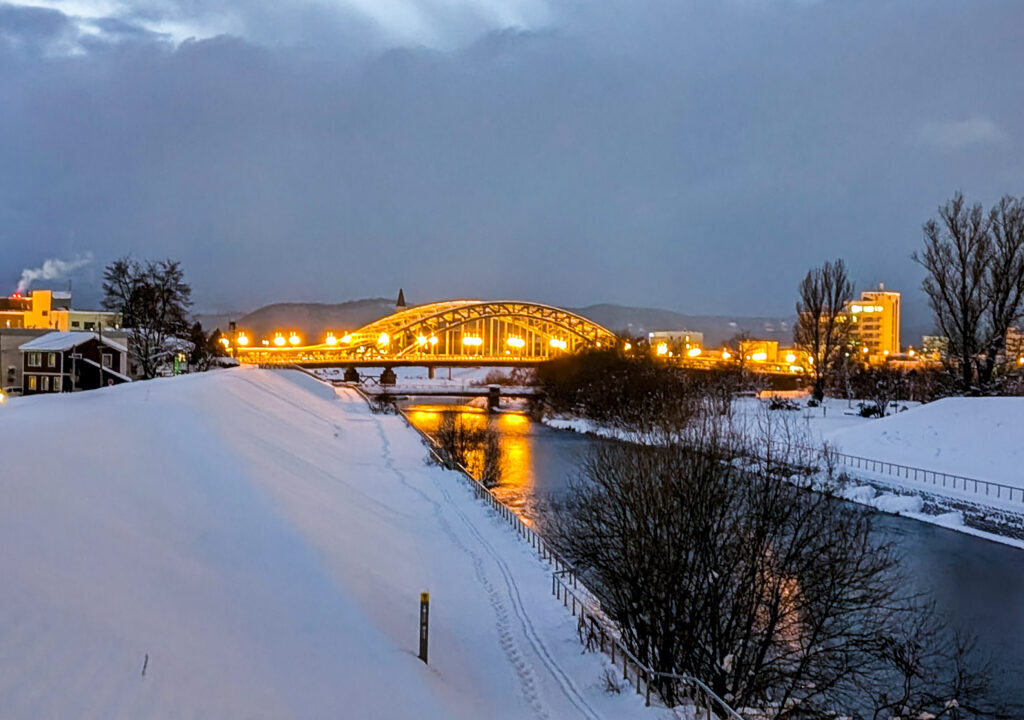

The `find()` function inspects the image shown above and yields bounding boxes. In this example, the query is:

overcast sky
[1,0,1022,319]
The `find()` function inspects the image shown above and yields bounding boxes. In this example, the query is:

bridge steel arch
[237,299,618,365]
[348,300,617,362]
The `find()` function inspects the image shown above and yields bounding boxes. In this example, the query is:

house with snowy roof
[19,332,131,395]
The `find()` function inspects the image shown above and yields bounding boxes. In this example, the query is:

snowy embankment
[0,369,659,719]
[544,397,1024,545]
[824,397,1024,490]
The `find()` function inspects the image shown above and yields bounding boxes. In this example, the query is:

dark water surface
[403,400,1024,707]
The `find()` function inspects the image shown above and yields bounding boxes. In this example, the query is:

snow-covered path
[0,369,657,719]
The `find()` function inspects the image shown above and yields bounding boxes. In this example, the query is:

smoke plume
[17,253,94,294]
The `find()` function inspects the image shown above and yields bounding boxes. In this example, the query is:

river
[403,400,1024,709]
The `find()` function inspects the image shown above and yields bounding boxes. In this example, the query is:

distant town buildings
[0,290,129,394]
[655,283,904,375]
[648,330,704,358]
[0,290,121,332]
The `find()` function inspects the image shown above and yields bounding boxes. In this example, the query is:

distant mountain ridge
[235,298,396,342]
[224,298,794,348]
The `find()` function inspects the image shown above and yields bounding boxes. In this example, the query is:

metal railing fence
[825,449,1024,504]
[376,393,741,716]
[748,434,1024,506]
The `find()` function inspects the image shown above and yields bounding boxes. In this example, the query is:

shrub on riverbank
[533,350,709,436]
[434,411,503,487]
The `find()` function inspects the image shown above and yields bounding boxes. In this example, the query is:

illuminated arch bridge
[237,300,620,366]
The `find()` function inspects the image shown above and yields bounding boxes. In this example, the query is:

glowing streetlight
[462,335,483,347]
[721,349,731,360]
[273,334,286,347]
[785,353,796,363]
[288,332,301,346]
[378,333,390,346]
[655,342,668,356]
[219,337,230,349]
[325,333,338,346]
[623,342,632,351]
[687,347,702,357]
[507,336,526,349]
[751,352,768,361]
[236,332,250,346]
[549,338,568,351]
[341,334,352,344]
[417,335,428,346]
[429,336,438,346]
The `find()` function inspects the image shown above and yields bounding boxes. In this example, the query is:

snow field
[823,397,1024,490]
[0,368,663,719]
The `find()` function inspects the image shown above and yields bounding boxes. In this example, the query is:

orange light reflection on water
[406,405,534,521]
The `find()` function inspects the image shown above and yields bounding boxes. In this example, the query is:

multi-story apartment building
[0,290,121,332]
[845,285,901,362]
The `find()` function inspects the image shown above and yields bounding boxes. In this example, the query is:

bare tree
[103,257,193,379]
[980,196,1024,384]
[795,259,854,401]
[554,420,1003,717]
[914,195,991,390]
[914,194,1024,391]
[434,411,503,486]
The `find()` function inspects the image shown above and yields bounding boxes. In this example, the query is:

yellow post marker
[419,592,430,664]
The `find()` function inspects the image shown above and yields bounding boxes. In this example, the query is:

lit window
[53,376,61,392]
[27,375,37,391]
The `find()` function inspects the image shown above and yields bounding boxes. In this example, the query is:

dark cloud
[0,3,75,56]
[0,0,1022,326]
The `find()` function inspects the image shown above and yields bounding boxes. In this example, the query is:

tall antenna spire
[396,288,407,309]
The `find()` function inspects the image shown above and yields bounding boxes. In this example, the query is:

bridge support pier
[488,385,500,411]
[343,366,359,383]
[380,367,397,386]
[428,366,435,380]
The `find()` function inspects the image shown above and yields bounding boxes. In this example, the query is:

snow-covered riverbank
[543,396,1024,548]
[0,368,664,719]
